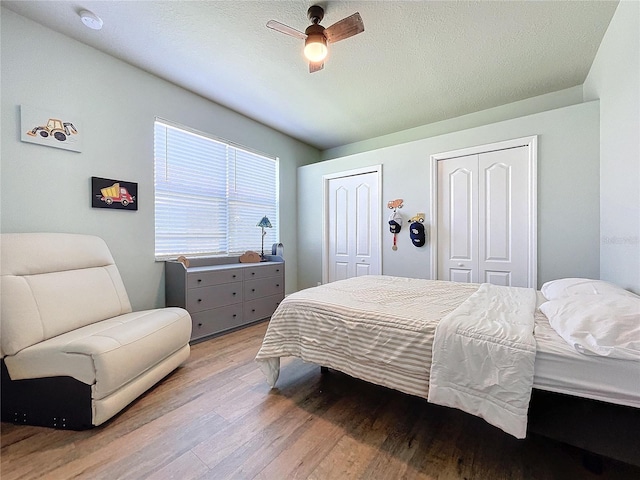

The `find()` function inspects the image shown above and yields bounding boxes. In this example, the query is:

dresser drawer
[187,282,243,313]
[166,256,284,342]
[243,263,284,280]
[190,304,244,341]
[244,293,284,323]
[244,276,284,300]
[187,268,242,289]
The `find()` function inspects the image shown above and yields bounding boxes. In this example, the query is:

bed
[255,275,640,463]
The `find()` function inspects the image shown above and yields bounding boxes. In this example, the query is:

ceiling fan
[266,5,364,73]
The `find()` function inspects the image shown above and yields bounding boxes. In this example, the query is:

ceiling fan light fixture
[304,34,327,62]
[268,5,363,72]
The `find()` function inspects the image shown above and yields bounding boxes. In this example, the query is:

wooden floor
[2,321,639,480]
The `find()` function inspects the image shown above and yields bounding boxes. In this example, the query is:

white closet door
[326,170,380,283]
[437,154,479,283]
[478,147,530,286]
[437,145,533,287]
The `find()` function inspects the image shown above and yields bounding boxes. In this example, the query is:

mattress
[256,276,640,408]
[533,305,640,408]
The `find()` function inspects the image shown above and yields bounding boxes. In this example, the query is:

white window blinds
[154,120,278,259]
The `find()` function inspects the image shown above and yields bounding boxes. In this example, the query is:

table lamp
[257,216,272,261]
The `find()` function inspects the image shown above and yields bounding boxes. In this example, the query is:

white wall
[298,102,600,290]
[0,9,320,309]
[583,0,640,294]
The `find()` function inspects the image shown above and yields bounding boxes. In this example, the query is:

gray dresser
[165,255,284,342]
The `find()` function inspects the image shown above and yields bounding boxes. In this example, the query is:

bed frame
[528,389,640,468]
[318,365,639,469]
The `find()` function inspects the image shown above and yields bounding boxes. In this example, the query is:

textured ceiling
[2,1,618,151]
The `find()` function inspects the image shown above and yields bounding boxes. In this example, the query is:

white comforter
[428,283,537,439]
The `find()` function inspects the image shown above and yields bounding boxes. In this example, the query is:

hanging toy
[389,210,402,251]
[387,199,404,251]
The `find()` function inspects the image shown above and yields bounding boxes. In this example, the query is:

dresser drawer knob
[198,323,203,327]
[232,274,237,278]
[197,279,202,283]
[233,314,237,318]
[252,309,256,313]
[276,269,280,272]
[252,288,256,292]
[197,299,202,303]
[276,284,280,287]
[232,292,237,296]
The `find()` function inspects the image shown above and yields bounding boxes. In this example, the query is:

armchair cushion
[4,307,190,399]
[1,233,131,356]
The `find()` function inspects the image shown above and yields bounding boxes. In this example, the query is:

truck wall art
[92,177,138,211]
[21,105,83,152]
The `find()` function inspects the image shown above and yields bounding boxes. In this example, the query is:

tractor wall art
[20,105,82,152]
[27,118,78,142]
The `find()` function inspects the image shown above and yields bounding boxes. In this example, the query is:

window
[154,119,278,259]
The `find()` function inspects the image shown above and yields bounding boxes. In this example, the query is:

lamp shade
[257,216,272,228]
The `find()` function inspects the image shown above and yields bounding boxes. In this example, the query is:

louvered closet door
[437,146,531,287]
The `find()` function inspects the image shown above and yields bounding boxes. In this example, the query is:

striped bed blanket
[255,275,536,438]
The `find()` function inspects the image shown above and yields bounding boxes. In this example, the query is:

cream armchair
[1,233,191,429]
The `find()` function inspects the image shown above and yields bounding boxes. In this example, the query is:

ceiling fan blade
[266,20,307,40]
[324,12,364,44]
[309,61,324,73]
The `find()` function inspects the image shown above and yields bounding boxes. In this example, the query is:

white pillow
[539,294,640,360]
[541,278,636,301]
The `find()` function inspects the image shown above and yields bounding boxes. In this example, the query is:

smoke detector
[79,10,103,30]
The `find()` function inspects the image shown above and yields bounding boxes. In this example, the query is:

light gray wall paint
[583,0,640,294]
[298,102,600,291]
[0,9,320,310]
[321,86,585,161]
